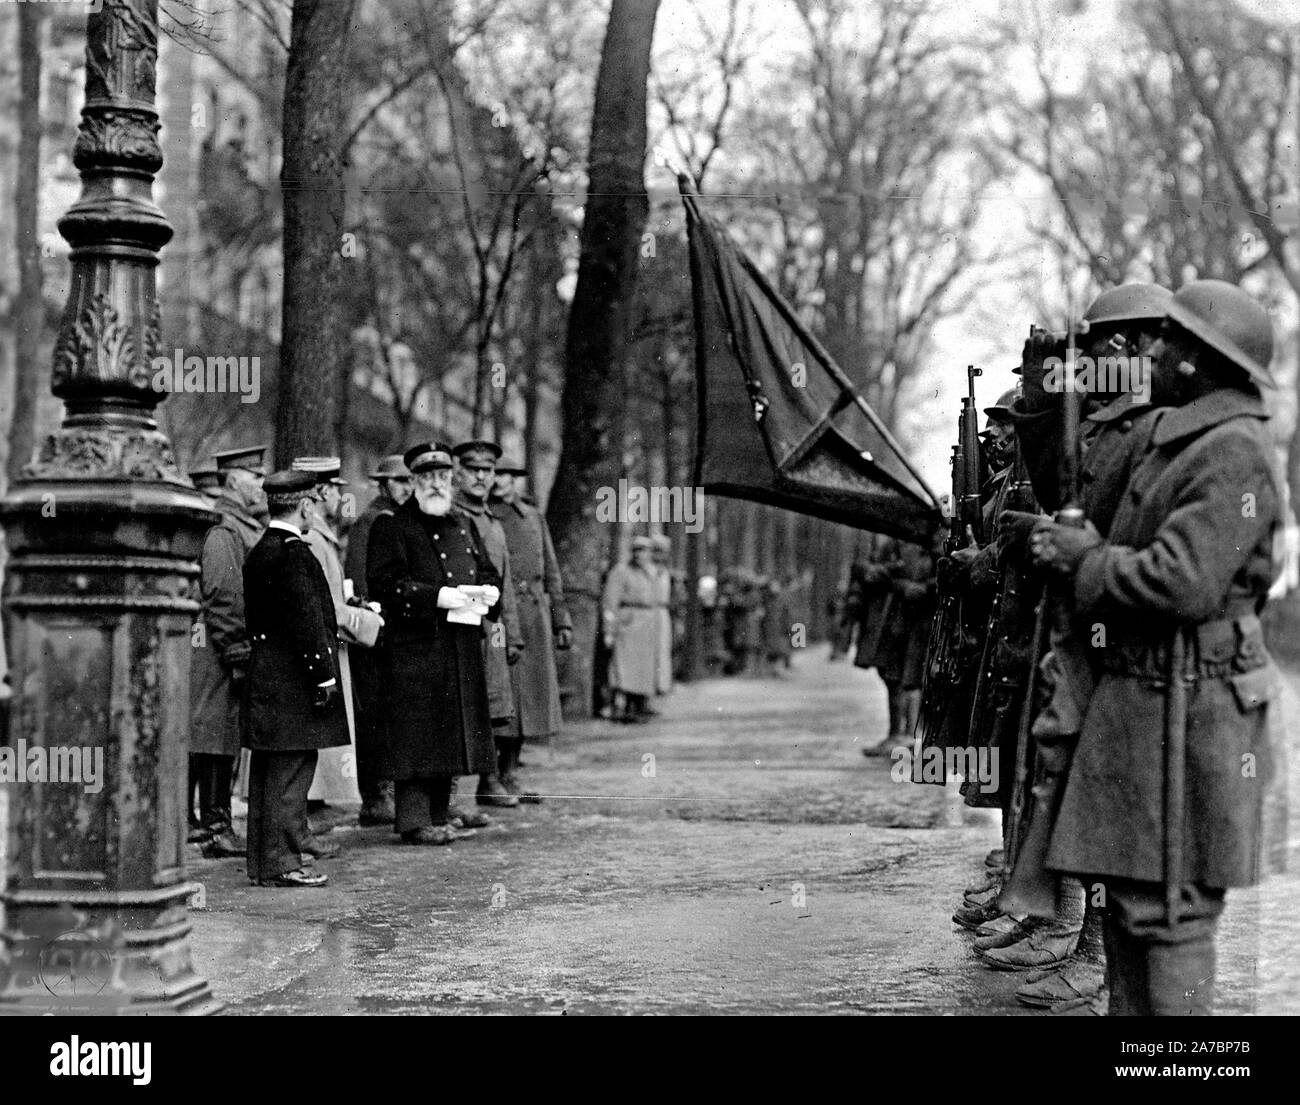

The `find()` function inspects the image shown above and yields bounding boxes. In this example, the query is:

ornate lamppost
[0,0,219,1014]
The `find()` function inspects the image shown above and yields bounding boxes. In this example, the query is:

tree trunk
[546,0,661,717]
[8,4,47,487]
[275,0,357,465]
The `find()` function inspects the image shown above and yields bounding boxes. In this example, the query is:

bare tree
[547,0,662,715]
[275,0,358,463]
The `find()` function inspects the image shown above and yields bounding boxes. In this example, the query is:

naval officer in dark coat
[242,470,350,887]
[366,441,504,845]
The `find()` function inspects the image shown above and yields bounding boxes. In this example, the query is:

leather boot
[1147,937,1216,1016]
[978,921,1079,970]
[477,774,519,808]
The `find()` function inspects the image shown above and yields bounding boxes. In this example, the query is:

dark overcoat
[1048,389,1280,888]
[493,495,571,738]
[240,525,350,752]
[344,491,398,760]
[367,499,502,777]
[190,496,262,756]
[455,493,522,723]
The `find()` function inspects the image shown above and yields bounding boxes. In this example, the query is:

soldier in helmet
[1030,279,1280,1015]
[999,284,1173,1009]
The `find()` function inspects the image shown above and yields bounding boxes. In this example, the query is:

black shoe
[202,828,246,858]
[301,836,341,859]
[501,773,541,804]
[187,825,213,845]
[476,776,520,808]
[258,868,328,888]
[358,796,396,826]
[448,805,493,829]
[400,825,457,846]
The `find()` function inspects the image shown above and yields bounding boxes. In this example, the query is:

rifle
[965,440,1040,760]
[960,365,985,545]
[916,369,981,754]
[1001,317,1089,916]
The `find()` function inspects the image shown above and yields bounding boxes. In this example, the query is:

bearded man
[366,442,503,844]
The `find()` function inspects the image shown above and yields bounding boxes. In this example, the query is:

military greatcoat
[367,499,502,778]
[602,562,664,696]
[1048,389,1280,888]
[455,493,523,723]
[493,495,572,738]
[190,494,262,756]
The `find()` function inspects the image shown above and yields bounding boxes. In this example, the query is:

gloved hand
[1020,330,1068,413]
[437,586,469,610]
[555,627,574,651]
[997,510,1041,561]
[312,681,341,713]
[228,663,247,687]
[1029,519,1103,576]
[506,644,524,665]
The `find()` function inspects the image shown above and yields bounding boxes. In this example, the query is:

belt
[1098,603,1268,680]
[618,602,663,609]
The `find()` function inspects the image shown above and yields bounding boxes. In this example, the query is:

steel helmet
[1083,282,1173,328]
[1165,279,1275,388]
[982,386,1019,423]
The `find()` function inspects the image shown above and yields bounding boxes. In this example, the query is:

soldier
[1030,279,1279,1016]
[242,470,350,888]
[189,466,222,501]
[1002,284,1173,1008]
[490,457,573,800]
[292,457,368,821]
[189,444,266,858]
[602,537,664,722]
[858,539,936,756]
[649,534,675,702]
[452,440,524,810]
[367,441,503,845]
[345,454,412,826]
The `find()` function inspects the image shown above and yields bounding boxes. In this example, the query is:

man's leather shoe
[974,913,1022,938]
[358,797,396,826]
[202,828,246,858]
[1051,987,1109,1015]
[500,773,541,804]
[400,825,457,846]
[301,836,340,859]
[476,776,519,808]
[978,925,1080,971]
[862,736,909,758]
[259,868,328,888]
[448,805,493,829]
[952,899,1003,930]
[973,920,1034,952]
[187,825,213,845]
[1016,961,1104,1008]
[964,884,1000,908]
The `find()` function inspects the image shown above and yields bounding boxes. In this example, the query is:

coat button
[440,553,447,559]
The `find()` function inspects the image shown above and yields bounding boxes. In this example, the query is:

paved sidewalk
[185,647,1300,1015]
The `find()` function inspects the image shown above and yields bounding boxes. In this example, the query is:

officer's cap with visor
[403,441,454,474]
[264,469,317,509]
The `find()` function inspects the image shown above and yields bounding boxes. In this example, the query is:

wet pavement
[187,646,1300,1015]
